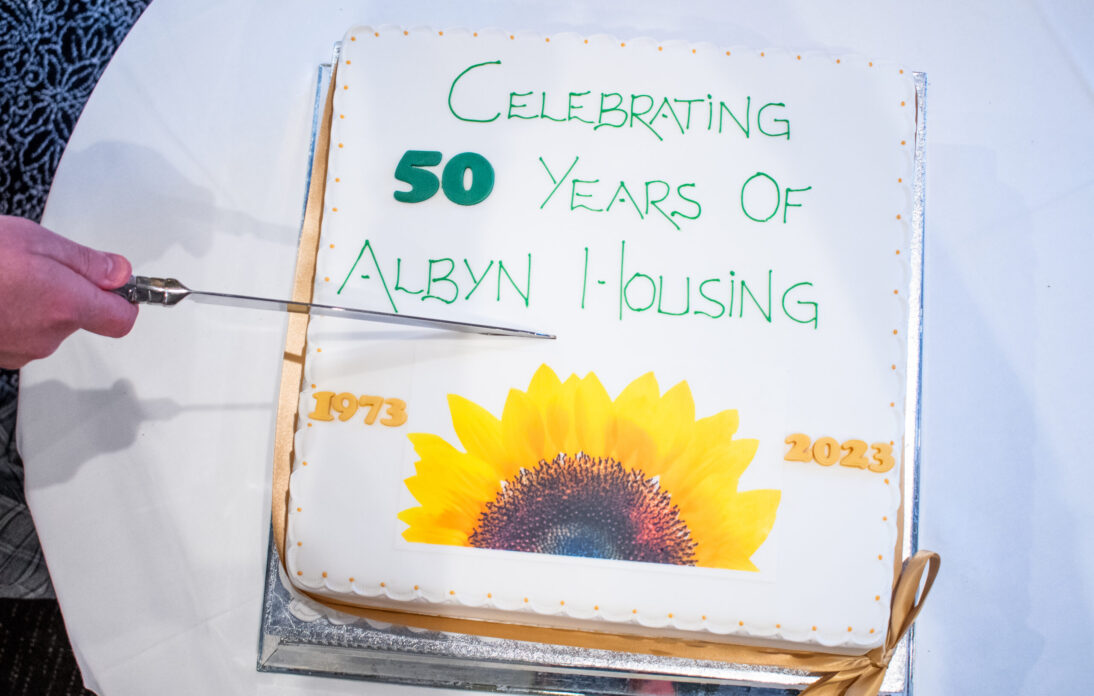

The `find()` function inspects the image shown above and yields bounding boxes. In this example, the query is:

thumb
[32,226,132,290]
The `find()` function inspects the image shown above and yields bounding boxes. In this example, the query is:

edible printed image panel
[399,364,781,573]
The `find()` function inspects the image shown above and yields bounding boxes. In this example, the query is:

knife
[113,276,555,339]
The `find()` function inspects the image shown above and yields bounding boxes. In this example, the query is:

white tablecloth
[19,1,1094,693]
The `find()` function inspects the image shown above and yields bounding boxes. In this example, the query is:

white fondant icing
[287,25,915,653]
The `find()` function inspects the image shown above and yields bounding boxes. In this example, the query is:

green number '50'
[393,150,494,206]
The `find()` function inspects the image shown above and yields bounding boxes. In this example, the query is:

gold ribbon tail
[801,550,940,696]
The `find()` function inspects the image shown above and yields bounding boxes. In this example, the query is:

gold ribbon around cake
[800,550,940,696]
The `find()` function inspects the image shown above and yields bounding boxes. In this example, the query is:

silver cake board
[257,57,928,695]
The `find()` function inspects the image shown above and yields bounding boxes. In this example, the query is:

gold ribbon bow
[801,550,941,696]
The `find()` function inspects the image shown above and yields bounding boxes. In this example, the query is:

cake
[285,26,915,654]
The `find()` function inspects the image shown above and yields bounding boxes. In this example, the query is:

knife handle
[111,276,191,306]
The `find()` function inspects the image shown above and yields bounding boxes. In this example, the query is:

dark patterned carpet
[0,1,151,694]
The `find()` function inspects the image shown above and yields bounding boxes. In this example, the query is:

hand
[0,215,138,369]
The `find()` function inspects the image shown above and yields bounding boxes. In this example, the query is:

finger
[30,225,132,290]
[73,277,140,338]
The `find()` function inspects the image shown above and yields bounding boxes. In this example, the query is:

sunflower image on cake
[398,365,780,571]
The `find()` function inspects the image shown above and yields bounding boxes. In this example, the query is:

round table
[21,1,1094,693]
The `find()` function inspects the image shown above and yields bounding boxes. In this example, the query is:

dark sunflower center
[468,453,697,566]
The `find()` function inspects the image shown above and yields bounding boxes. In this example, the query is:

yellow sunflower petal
[608,372,661,471]
[448,394,508,473]
[693,489,781,570]
[723,438,760,484]
[398,507,470,545]
[605,417,658,473]
[499,388,550,475]
[406,456,494,508]
[660,450,735,510]
[403,475,478,527]
[544,374,581,454]
[650,380,696,460]
[661,437,758,499]
[525,364,563,404]
[408,433,500,495]
[613,372,660,418]
[663,409,743,482]
[573,372,613,457]
[695,409,740,440]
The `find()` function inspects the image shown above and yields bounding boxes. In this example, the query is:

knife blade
[113,276,555,339]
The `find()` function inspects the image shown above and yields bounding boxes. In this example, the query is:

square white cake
[286,26,915,653]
